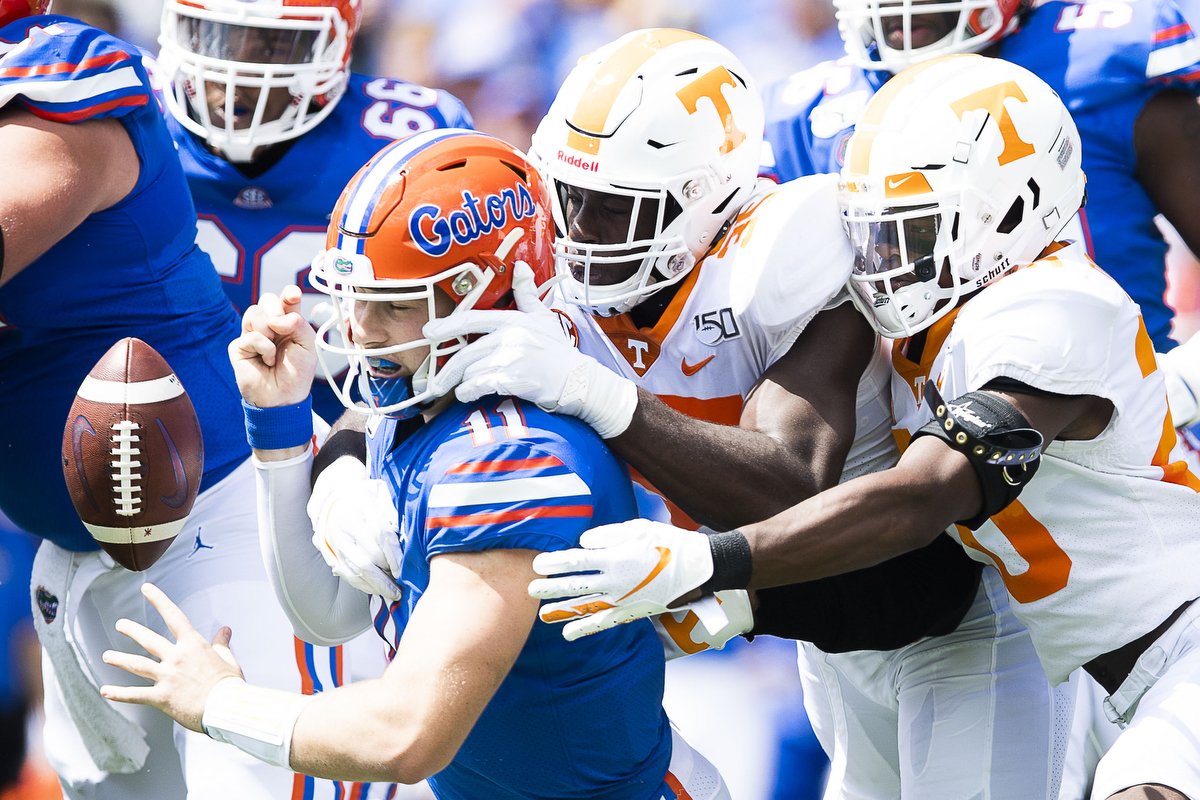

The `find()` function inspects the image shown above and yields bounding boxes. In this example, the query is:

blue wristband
[242,397,314,451]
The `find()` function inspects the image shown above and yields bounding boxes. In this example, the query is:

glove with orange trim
[652,590,755,660]
[423,262,638,439]
[529,520,716,641]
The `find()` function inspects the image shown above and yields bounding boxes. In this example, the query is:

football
[61,338,204,571]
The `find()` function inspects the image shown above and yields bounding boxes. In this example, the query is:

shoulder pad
[0,17,150,122]
[723,175,854,359]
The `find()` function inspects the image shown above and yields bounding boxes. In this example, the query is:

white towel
[31,540,150,774]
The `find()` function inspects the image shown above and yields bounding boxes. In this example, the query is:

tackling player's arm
[0,107,137,286]
[737,384,1112,589]
[536,381,1113,639]
[100,547,538,783]
[611,302,876,529]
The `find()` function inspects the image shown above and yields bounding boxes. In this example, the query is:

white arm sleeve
[255,451,373,646]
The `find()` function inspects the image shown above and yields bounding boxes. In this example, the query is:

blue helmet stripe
[338,128,474,241]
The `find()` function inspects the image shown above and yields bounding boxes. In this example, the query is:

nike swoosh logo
[157,418,190,509]
[618,546,672,602]
[887,175,914,190]
[71,415,100,511]
[540,599,615,623]
[680,355,715,377]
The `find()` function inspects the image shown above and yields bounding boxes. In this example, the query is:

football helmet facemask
[309,129,555,418]
[840,54,1086,338]
[835,0,1025,73]
[158,0,360,162]
[529,28,763,317]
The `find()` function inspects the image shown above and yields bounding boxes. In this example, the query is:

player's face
[849,208,942,289]
[879,0,959,50]
[561,184,660,286]
[184,22,313,129]
[348,289,455,381]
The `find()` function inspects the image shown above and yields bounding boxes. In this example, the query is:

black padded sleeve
[750,533,982,652]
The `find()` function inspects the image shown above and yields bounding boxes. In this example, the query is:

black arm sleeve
[750,533,982,652]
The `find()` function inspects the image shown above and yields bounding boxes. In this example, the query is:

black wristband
[697,527,753,593]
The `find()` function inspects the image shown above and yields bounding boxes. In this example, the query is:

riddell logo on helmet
[556,150,599,172]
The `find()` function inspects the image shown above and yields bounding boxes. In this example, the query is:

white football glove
[529,520,715,641]
[306,456,402,602]
[423,262,638,439]
[652,590,755,661]
[1160,334,1200,428]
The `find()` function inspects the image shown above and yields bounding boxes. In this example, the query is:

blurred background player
[156,0,472,424]
[0,6,365,799]
[325,29,1067,799]
[762,0,1200,418]
[528,53,1200,800]
[101,128,729,800]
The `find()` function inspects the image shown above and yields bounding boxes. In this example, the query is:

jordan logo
[189,527,214,558]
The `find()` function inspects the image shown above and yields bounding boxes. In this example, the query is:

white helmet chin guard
[529,28,764,317]
[835,0,1025,74]
[840,55,1086,339]
[158,0,359,162]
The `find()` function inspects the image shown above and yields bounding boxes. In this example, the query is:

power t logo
[408,185,538,257]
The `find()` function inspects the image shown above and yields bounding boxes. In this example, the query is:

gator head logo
[333,256,355,275]
[35,586,59,625]
[408,185,538,258]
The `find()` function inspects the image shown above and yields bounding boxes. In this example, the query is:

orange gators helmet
[0,0,52,27]
[310,129,556,418]
[158,0,361,162]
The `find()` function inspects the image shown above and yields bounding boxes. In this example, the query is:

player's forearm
[609,388,844,528]
[254,451,372,645]
[737,441,981,589]
[288,679,444,783]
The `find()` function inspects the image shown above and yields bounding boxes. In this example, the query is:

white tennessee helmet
[840,54,1086,338]
[158,0,361,162]
[529,28,763,317]
[835,0,1025,73]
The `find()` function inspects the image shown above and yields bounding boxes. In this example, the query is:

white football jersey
[889,242,1200,683]
[558,174,897,522]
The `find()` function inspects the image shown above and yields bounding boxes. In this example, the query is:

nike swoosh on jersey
[618,546,673,602]
[680,355,715,376]
[156,418,190,509]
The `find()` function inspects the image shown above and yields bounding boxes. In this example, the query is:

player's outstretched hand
[229,284,317,408]
[529,520,715,641]
[423,262,637,439]
[308,456,403,601]
[100,583,244,733]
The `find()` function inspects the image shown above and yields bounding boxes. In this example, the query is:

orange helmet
[1,0,51,27]
[310,129,555,417]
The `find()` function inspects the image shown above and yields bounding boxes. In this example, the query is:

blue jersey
[763,0,1200,350]
[367,397,671,800]
[167,74,472,423]
[0,17,248,551]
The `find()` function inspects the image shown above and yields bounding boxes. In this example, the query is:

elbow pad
[912,383,1042,529]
